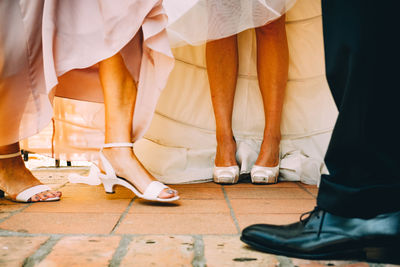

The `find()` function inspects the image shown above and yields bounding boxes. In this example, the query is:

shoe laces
[300,206,325,238]
[300,206,321,223]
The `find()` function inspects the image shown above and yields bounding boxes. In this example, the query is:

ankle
[216,133,235,145]
[0,143,20,154]
[104,138,133,144]
[262,131,281,142]
[0,153,25,168]
[256,146,280,167]
[255,156,279,167]
[102,146,133,157]
[215,142,237,167]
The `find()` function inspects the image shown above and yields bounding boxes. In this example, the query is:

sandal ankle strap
[99,142,134,178]
[0,152,21,159]
[102,142,134,149]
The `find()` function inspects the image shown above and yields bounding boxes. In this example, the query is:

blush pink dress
[0,0,174,148]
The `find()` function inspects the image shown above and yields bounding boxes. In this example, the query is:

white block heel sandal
[98,142,179,202]
[213,165,240,184]
[0,152,60,202]
[250,164,280,184]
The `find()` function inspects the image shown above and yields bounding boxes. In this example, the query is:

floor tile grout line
[221,197,316,200]
[53,181,69,190]
[276,255,294,267]
[221,186,241,234]
[0,181,70,225]
[296,183,318,199]
[0,202,34,224]
[0,232,242,238]
[192,235,206,267]
[22,235,62,267]
[293,182,303,188]
[110,197,136,234]
[109,235,133,267]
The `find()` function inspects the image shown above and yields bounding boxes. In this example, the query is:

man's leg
[240,0,400,262]
[317,0,400,219]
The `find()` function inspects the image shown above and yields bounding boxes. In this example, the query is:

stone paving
[0,168,397,266]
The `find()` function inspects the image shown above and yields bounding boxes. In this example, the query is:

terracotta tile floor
[0,168,393,266]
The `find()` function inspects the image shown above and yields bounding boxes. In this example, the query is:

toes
[30,190,61,202]
[158,188,178,199]
[44,190,61,200]
[49,190,62,198]
[29,195,40,202]
[46,192,56,198]
[37,191,49,201]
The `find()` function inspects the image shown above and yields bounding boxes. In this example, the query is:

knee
[206,35,237,48]
[256,15,286,36]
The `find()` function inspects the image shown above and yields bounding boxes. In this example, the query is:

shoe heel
[98,142,179,202]
[365,246,400,264]
[100,175,116,194]
[0,190,4,198]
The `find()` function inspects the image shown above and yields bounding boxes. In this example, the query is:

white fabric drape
[132,0,337,184]
[164,0,296,46]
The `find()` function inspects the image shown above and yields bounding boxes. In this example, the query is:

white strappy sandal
[97,142,179,202]
[250,164,280,184]
[0,152,60,202]
[213,165,240,184]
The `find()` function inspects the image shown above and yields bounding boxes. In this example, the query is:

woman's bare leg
[206,35,239,167]
[98,53,177,199]
[255,15,289,166]
[0,142,61,201]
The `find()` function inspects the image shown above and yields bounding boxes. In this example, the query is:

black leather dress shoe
[241,207,400,264]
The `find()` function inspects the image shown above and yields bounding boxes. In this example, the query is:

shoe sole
[251,179,278,185]
[1,191,61,203]
[251,175,278,184]
[103,177,180,203]
[213,176,239,184]
[240,236,400,264]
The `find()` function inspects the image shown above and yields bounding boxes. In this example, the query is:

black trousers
[317,0,400,218]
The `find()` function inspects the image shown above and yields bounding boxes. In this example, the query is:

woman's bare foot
[255,134,281,167]
[214,135,237,167]
[0,155,62,202]
[101,147,178,199]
